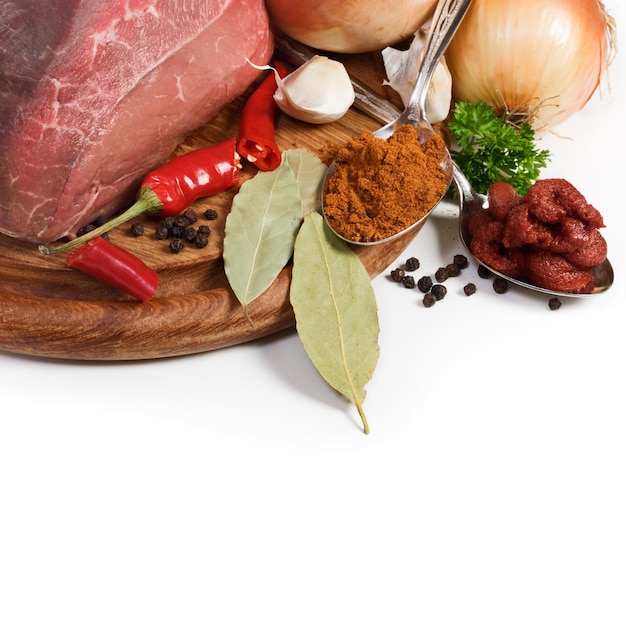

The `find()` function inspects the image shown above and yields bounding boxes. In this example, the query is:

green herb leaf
[449,100,551,195]
[223,156,303,318]
[290,211,380,434]
[284,149,327,217]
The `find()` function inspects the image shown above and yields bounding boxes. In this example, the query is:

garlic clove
[381,23,452,124]
[273,55,355,124]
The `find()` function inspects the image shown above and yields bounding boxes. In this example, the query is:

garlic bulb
[272,55,355,124]
[381,23,452,124]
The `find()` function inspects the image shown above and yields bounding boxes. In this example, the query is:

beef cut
[0,0,273,243]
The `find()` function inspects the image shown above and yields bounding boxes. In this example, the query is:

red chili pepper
[40,138,240,255]
[237,61,288,172]
[142,137,240,216]
[67,237,159,302]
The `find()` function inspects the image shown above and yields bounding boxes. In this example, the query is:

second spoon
[321,0,474,245]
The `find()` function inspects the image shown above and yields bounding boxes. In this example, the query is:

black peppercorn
[402,275,416,289]
[478,265,492,279]
[174,216,190,229]
[184,208,198,224]
[423,293,437,308]
[195,234,209,248]
[390,268,405,282]
[405,256,420,272]
[155,224,170,240]
[197,225,211,237]
[464,283,477,296]
[417,276,433,293]
[454,254,469,269]
[169,238,185,254]
[493,277,509,293]
[130,222,144,237]
[161,216,175,230]
[203,208,218,220]
[183,226,197,242]
[445,262,460,277]
[431,284,447,300]
[435,267,449,282]
[170,224,184,239]
[548,297,562,310]
[76,223,96,237]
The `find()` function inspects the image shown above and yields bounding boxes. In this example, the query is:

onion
[264,0,439,53]
[445,0,617,130]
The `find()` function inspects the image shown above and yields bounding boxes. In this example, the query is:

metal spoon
[322,0,474,245]
[454,162,614,296]
[278,15,615,297]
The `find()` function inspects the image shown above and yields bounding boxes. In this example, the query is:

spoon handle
[407,0,473,119]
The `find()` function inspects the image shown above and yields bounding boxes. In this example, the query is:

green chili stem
[38,187,163,255]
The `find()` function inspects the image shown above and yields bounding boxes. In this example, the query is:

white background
[1,5,624,625]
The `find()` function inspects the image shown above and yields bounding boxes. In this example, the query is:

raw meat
[0,0,273,244]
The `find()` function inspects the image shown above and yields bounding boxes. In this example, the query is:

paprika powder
[323,124,449,243]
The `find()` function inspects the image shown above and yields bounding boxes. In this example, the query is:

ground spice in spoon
[323,124,449,243]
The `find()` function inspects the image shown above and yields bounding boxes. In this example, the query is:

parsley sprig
[448,100,551,196]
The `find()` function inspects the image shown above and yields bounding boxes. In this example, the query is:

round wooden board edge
[0,227,420,361]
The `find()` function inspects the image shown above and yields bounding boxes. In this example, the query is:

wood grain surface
[0,51,422,361]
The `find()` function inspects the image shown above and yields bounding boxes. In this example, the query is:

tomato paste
[469,178,607,293]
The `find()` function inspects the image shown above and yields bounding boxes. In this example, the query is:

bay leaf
[283,149,327,216]
[223,157,303,317]
[290,211,380,434]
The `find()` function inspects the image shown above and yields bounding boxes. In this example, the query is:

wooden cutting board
[0,51,422,361]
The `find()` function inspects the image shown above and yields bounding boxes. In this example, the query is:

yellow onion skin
[264,0,438,53]
[445,0,612,129]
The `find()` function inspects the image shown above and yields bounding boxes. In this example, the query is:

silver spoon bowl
[322,0,474,245]
[280,17,615,297]
[454,162,614,296]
